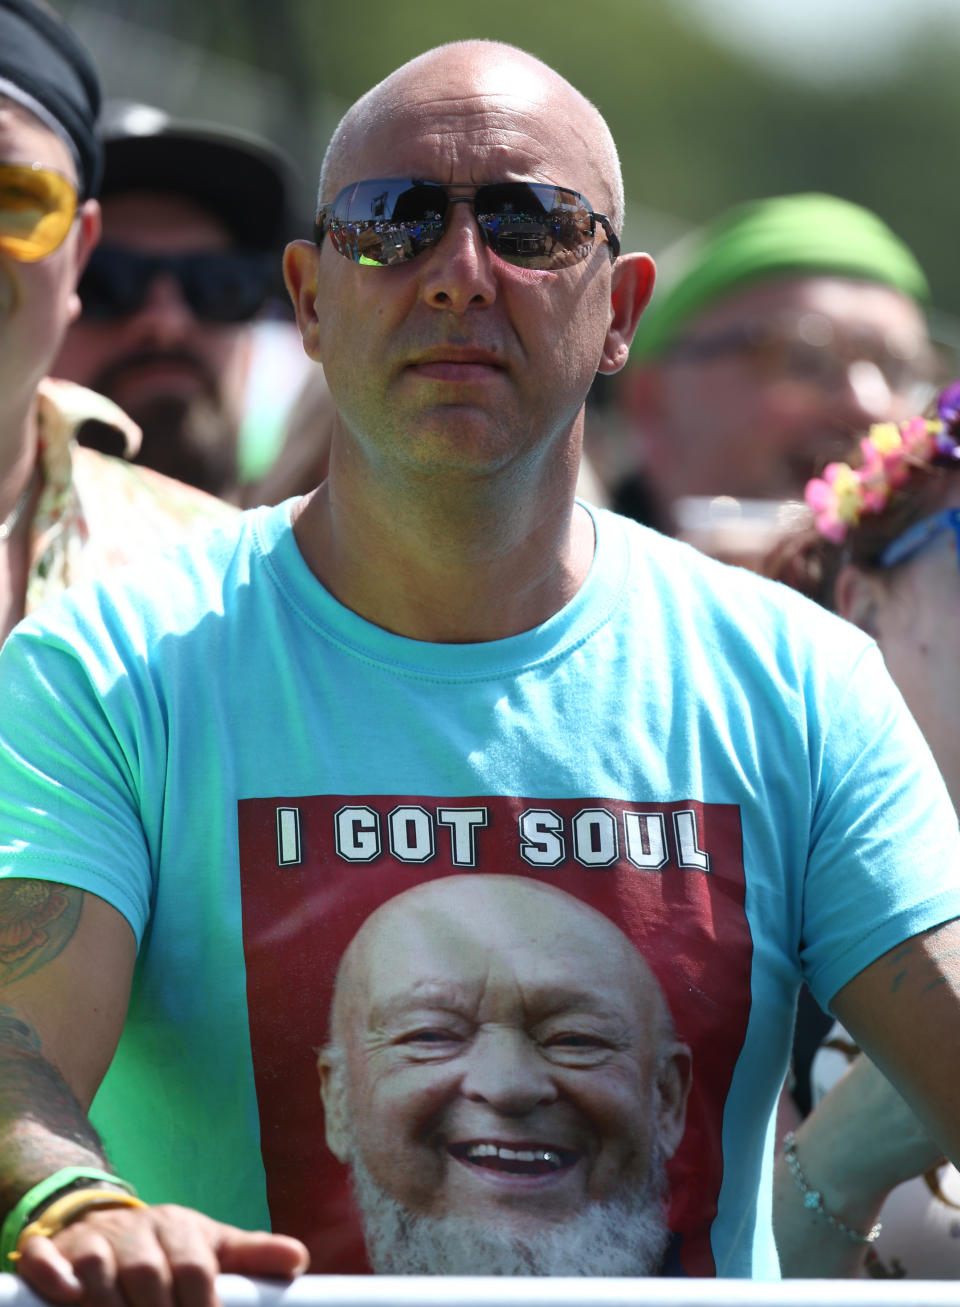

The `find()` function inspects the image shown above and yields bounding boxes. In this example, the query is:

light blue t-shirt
[1,501,958,1278]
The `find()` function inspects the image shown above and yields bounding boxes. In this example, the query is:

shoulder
[603,507,870,665]
[16,501,286,659]
[72,446,238,546]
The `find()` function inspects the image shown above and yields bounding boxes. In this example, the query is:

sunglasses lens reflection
[327,180,446,266]
[79,247,272,323]
[478,184,595,269]
[324,179,598,269]
[0,165,77,262]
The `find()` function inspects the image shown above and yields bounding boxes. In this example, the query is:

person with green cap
[616,192,940,535]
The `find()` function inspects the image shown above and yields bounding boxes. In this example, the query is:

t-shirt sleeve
[0,602,155,942]
[800,640,960,1010]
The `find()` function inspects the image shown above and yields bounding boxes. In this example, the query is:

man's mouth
[449,1141,577,1176]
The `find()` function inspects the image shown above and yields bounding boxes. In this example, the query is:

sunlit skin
[283,43,653,642]
[318,876,691,1232]
[0,97,99,641]
[626,275,934,505]
[0,99,99,492]
[52,191,250,431]
[836,477,960,813]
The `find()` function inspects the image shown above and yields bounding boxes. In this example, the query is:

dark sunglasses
[78,245,275,323]
[666,316,940,405]
[315,177,620,270]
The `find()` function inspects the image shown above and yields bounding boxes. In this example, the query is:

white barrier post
[3,1277,960,1307]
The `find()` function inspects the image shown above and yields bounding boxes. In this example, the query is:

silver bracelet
[783,1131,882,1244]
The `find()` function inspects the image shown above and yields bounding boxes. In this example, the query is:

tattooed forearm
[0,886,121,1212]
[0,1006,43,1055]
[0,1010,108,1212]
[0,880,83,986]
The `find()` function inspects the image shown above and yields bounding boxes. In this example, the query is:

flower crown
[805,380,960,544]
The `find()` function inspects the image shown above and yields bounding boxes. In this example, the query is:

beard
[128,393,238,497]
[78,351,238,497]
[347,1144,673,1277]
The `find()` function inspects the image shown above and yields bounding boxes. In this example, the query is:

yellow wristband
[8,1188,146,1262]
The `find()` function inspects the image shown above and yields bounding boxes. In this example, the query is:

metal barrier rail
[3,1276,960,1307]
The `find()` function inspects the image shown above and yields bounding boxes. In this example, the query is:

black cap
[0,0,103,198]
[99,102,297,251]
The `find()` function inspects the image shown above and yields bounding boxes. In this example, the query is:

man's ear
[317,1047,352,1162]
[654,1041,693,1160]
[284,239,324,362]
[65,198,101,325]
[598,252,655,376]
[834,563,881,637]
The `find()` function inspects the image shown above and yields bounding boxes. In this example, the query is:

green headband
[630,192,930,361]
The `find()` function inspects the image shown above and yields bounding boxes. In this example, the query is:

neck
[0,395,42,645]
[0,396,40,523]
[293,441,595,643]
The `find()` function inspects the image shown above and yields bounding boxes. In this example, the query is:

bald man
[318,876,691,1275]
[2,37,960,1305]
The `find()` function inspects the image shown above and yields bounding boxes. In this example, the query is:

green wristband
[1,1167,133,1264]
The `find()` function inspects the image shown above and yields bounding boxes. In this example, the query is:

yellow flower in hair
[865,422,903,457]
[860,419,911,506]
[829,463,863,523]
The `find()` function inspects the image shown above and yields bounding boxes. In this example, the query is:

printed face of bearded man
[317,874,692,1275]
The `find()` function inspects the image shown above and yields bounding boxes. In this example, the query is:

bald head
[328,873,670,1048]
[319,41,624,232]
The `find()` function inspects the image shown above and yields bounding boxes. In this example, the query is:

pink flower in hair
[858,424,900,511]
[805,462,863,543]
[899,416,938,461]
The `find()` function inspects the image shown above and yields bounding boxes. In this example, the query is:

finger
[213,1228,310,1279]
[12,1236,85,1302]
[152,1210,224,1307]
[113,1230,176,1307]
[54,1230,127,1307]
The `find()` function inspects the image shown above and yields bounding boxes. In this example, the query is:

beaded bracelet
[1,1167,136,1265]
[783,1131,882,1244]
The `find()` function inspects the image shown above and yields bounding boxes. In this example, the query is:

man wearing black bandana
[0,0,234,628]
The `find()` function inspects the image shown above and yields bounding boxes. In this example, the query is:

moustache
[92,348,220,398]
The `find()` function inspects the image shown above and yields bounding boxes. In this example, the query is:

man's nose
[420,203,498,314]
[127,271,196,343]
[459,1028,558,1114]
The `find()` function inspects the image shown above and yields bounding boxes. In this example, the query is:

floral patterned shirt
[25,378,238,617]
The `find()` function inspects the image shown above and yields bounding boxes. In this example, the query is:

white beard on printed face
[347,1139,673,1276]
